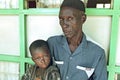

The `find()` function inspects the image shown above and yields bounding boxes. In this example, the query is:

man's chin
[65,35,72,39]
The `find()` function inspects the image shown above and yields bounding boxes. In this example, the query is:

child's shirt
[21,64,61,80]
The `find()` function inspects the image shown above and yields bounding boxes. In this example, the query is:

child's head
[29,40,51,69]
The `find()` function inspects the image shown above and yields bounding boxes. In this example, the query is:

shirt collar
[61,33,88,55]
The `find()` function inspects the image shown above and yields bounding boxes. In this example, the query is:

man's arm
[93,50,108,80]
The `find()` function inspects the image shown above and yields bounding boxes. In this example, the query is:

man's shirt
[47,34,107,80]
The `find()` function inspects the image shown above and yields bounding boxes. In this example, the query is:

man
[47,0,107,80]
[21,40,60,80]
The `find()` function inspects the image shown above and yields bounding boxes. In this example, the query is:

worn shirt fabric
[21,64,61,80]
[47,34,107,80]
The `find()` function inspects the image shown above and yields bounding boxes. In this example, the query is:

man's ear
[81,14,86,23]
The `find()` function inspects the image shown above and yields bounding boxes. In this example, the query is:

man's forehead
[59,7,81,16]
[60,7,80,12]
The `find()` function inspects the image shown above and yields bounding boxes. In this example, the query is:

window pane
[26,15,63,57]
[0,0,19,9]
[0,61,19,80]
[25,0,112,9]
[0,15,20,56]
[25,0,63,9]
[115,74,120,80]
[83,16,111,62]
[84,0,112,8]
[116,18,120,66]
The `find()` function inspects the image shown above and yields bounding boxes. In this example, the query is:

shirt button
[66,76,69,79]
[70,57,72,60]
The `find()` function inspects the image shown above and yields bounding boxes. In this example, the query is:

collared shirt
[47,34,107,80]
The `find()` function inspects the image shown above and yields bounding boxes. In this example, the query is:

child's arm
[44,65,61,80]
[21,64,36,80]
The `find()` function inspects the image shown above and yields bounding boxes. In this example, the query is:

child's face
[32,48,51,69]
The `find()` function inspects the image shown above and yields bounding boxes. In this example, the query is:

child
[21,40,60,80]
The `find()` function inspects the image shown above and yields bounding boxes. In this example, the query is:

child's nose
[40,57,45,63]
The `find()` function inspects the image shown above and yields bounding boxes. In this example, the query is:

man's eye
[68,17,73,21]
[59,18,63,21]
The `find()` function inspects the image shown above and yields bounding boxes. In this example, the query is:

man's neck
[67,32,83,53]
[67,33,83,45]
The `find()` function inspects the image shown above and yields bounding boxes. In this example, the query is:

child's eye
[33,58,40,61]
[44,55,49,59]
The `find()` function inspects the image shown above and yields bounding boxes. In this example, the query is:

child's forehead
[32,47,49,54]
[37,47,47,50]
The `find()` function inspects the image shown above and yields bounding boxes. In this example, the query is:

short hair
[60,0,85,12]
[29,40,49,55]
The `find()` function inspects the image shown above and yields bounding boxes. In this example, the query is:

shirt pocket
[76,65,94,79]
[54,60,64,69]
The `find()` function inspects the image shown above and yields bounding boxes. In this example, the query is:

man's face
[32,48,50,69]
[59,7,84,38]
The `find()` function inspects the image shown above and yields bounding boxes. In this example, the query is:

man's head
[29,40,51,69]
[59,0,86,38]
[60,0,85,13]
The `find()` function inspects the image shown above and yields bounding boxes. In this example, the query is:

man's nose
[62,19,69,28]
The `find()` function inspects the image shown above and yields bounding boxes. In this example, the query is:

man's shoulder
[48,35,63,39]
[85,35,103,49]
[87,40,105,55]
[47,35,64,42]
[88,40,103,49]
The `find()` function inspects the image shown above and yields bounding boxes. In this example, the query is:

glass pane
[25,0,63,9]
[83,16,111,62]
[25,0,112,9]
[84,0,112,8]
[0,61,19,80]
[115,74,120,80]
[0,15,20,56]
[26,15,63,57]
[0,0,19,9]
[116,18,120,66]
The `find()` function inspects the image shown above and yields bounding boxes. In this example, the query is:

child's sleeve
[44,65,61,80]
[21,64,35,80]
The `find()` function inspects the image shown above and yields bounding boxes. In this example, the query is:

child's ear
[32,57,34,61]
[81,14,86,23]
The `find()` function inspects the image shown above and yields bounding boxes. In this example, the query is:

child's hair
[29,40,49,55]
